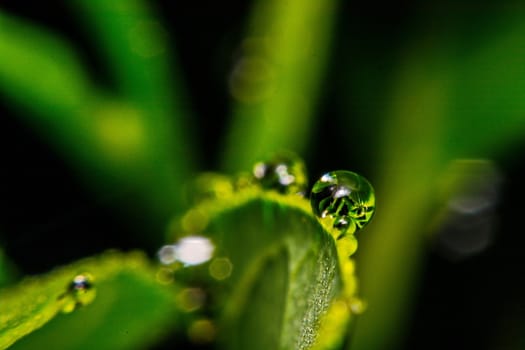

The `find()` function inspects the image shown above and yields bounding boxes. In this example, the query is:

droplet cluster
[252,152,308,195]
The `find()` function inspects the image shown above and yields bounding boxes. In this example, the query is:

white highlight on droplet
[158,236,215,266]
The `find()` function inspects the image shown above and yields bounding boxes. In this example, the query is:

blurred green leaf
[176,189,361,349]
[1,251,180,350]
[0,11,94,122]
[0,7,195,244]
[222,0,338,171]
[71,0,197,206]
[353,13,525,350]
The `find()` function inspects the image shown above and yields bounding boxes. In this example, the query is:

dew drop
[158,236,215,267]
[252,151,308,195]
[310,170,375,235]
[59,273,96,313]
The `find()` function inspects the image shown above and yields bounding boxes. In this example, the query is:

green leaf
[0,8,194,243]
[0,251,180,350]
[351,13,525,350]
[174,188,361,349]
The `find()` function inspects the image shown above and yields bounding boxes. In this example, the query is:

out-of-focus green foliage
[0,251,180,350]
[222,0,337,172]
[352,11,525,350]
[0,5,194,244]
[1,0,525,349]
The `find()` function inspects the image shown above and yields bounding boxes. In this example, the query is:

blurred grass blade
[352,16,525,350]
[71,0,197,187]
[0,11,94,124]
[1,251,180,350]
[0,8,194,244]
[174,188,360,349]
[222,0,338,172]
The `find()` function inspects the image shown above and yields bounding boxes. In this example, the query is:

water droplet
[187,318,217,344]
[158,236,215,266]
[158,245,177,265]
[310,170,375,235]
[59,273,96,313]
[252,152,308,195]
[209,257,233,280]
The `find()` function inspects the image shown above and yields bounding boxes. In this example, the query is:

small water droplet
[252,151,308,195]
[59,273,96,313]
[158,245,177,265]
[209,257,233,280]
[159,236,215,266]
[310,170,375,235]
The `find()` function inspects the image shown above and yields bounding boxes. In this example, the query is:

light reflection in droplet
[158,235,214,266]
[174,236,214,266]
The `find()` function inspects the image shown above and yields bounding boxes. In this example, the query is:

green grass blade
[71,0,197,186]
[222,0,338,172]
[352,16,525,350]
[0,9,193,242]
[0,251,180,350]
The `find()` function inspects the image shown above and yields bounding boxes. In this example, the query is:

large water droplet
[310,170,375,235]
[59,273,96,313]
[252,151,308,195]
